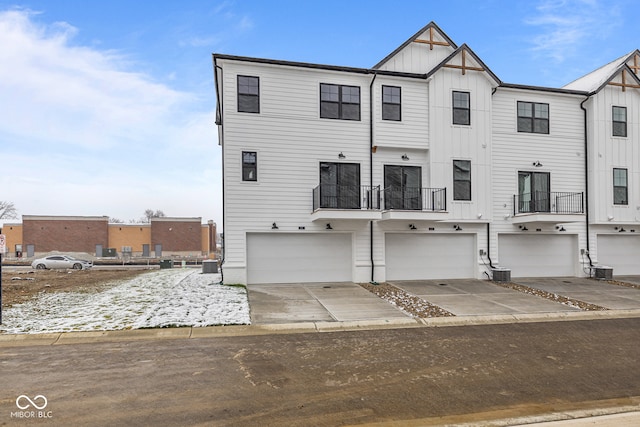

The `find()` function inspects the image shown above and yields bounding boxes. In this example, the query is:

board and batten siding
[428,68,493,221]
[586,85,640,224]
[375,29,454,74]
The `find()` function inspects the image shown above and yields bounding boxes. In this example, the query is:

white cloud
[0,9,221,226]
[525,0,622,62]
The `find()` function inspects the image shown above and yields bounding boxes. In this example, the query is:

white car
[31,255,93,270]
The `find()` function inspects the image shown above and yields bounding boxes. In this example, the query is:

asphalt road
[1,319,639,426]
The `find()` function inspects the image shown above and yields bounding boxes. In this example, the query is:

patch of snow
[0,269,250,334]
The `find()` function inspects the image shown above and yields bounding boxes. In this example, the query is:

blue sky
[0,0,635,226]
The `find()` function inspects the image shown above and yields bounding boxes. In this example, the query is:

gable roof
[426,44,502,86]
[373,21,457,70]
[563,50,640,94]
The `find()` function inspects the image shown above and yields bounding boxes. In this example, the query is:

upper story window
[382,85,401,121]
[320,83,360,120]
[453,160,471,201]
[612,106,627,137]
[517,101,549,134]
[613,168,628,205]
[452,91,470,125]
[319,162,360,208]
[242,151,257,181]
[237,76,260,113]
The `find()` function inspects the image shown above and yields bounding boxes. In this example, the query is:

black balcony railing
[514,191,584,215]
[313,185,380,211]
[382,187,447,211]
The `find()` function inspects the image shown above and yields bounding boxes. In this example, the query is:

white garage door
[597,235,640,275]
[246,233,352,284]
[498,234,577,277]
[385,233,476,280]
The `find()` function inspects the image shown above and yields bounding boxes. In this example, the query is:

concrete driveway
[247,282,411,324]
[512,277,640,310]
[389,279,581,316]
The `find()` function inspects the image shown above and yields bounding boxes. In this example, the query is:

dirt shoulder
[1,269,150,307]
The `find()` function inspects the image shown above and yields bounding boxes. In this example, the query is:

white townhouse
[213,22,640,285]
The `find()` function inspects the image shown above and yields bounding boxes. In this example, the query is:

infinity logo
[16,395,48,410]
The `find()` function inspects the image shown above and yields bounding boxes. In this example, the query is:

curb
[2,309,640,347]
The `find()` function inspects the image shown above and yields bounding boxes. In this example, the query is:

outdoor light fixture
[532,161,543,167]
[271,222,278,230]
[409,224,417,230]
[618,227,626,232]
[453,225,462,231]
[519,225,528,231]
[401,154,410,161]
[326,223,333,230]
[338,152,346,159]
[556,226,566,232]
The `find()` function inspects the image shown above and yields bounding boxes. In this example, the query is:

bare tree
[137,209,166,223]
[109,217,124,224]
[0,201,18,220]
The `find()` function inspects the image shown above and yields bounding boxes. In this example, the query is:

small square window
[238,76,259,113]
[382,86,401,121]
[613,106,627,137]
[452,91,470,125]
[242,151,257,181]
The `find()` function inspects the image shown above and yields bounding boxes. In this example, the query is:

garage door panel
[598,235,640,275]
[247,233,352,284]
[386,234,475,280]
[499,234,576,277]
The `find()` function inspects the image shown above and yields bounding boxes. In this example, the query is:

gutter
[213,58,226,282]
[369,71,378,283]
[580,96,594,269]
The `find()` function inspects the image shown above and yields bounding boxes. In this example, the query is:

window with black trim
[453,160,471,201]
[320,83,360,120]
[319,162,360,208]
[242,151,257,181]
[613,168,628,205]
[382,85,401,121]
[517,101,549,134]
[237,76,259,113]
[452,91,470,125]
[613,106,627,137]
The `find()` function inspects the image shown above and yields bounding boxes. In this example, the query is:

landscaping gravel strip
[607,279,640,290]
[492,281,608,311]
[359,282,455,318]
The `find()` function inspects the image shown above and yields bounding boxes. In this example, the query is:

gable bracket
[630,53,640,75]
[413,26,451,50]
[442,49,484,75]
[608,69,640,92]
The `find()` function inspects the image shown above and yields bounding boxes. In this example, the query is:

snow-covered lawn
[0,269,250,334]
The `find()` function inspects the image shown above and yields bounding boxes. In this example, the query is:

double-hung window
[453,160,471,201]
[382,85,401,121]
[517,101,549,134]
[237,76,259,113]
[612,106,627,137]
[452,91,470,125]
[320,83,360,120]
[242,151,257,181]
[613,168,628,205]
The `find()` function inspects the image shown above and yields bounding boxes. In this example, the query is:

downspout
[369,71,378,283]
[214,59,226,282]
[485,87,498,272]
[580,96,594,269]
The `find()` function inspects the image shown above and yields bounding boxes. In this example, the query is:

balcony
[380,187,449,221]
[511,191,584,224]
[311,185,381,221]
